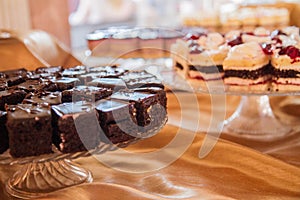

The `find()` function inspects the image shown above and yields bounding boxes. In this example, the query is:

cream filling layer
[274,78,300,85]
[189,71,224,80]
[224,76,269,85]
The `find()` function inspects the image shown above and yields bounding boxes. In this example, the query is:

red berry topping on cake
[261,43,273,55]
[271,29,287,37]
[189,45,203,54]
[227,36,243,47]
[271,37,282,44]
[187,40,198,47]
[183,32,207,41]
[244,32,255,36]
[184,33,200,40]
[278,45,300,63]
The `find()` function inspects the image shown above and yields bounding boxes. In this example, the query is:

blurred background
[0,0,299,54]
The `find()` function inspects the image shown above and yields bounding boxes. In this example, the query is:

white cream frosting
[278,35,298,47]
[271,49,300,70]
[228,42,262,59]
[225,30,241,41]
[254,27,270,36]
[223,42,269,70]
[281,26,300,41]
[242,34,271,44]
[197,32,224,50]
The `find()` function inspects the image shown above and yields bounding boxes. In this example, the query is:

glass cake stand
[159,66,298,141]
[0,117,167,199]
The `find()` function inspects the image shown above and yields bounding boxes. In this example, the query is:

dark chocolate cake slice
[51,101,100,153]
[61,86,112,103]
[95,99,138,144]
[133,87,167,108]
[110,91,160,127]
[0,79,7,91]
[0,68,28,87]
[61,66,87,78]
[36,66,63,75]
[87,78,126,91]
[51,77,80,91]
[6,104,53,158]
[23,91,62,105]
[0,111,8,154]
[0,89,27,110]
[79,66,126,84]
[88,65,126,77]
[120,71,164,89]
[14,79,45,92]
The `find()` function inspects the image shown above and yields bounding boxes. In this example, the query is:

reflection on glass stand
[223,95,292,140]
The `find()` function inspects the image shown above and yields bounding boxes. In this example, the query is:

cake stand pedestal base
[6,159,92,199]
[223,95,292,140]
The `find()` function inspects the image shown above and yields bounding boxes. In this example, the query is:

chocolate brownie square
[61,86,112,103]
[14,80,43,92]
[95,99,138,144]
[51,102,100,153]
[0,68,27,87]
[26,66,62,80]
[110,91,159,127]
[0,111,8,154]
[0,79,7,91]
[133,87,167,108]
[6,104,53,158]
[36,66,63,75]
[0,89,27,110]
[0,68,28,79]
[120,71,164,89]
[61,66,87,78]
[88,65,126,77]
[88,78,126,91]
[23,91,62,105]
[78,67,126,84]
[52,77,80,91]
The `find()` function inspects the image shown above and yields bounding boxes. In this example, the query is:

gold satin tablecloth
[0,92,299,200]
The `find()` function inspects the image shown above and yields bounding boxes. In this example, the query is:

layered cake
[6,104,53,158]
[172,26,300,92]
[271,46,300,91]
[223,42,272,91]
[0,65,167,158]
[172,32,228,83]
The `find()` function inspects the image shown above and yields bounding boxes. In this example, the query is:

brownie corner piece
[51,102,100,153]
[6,104,53,158]
[0,111,8,154]
[0,89,27,111]
[61,85,112,103]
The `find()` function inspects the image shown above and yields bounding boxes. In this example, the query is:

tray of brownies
[0,65,168,163]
